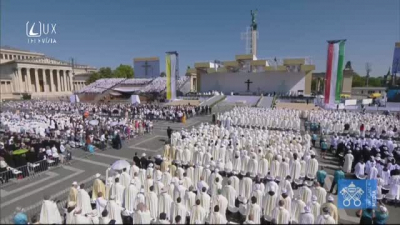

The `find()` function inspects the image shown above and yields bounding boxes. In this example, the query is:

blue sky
[1,0,399,76]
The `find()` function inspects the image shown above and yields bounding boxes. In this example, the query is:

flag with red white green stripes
[324,40,346,105]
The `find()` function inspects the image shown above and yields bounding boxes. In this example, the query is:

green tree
[352,74,365,87]
[113,64,134,78]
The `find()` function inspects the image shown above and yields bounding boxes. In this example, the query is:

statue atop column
[251,9,258,30]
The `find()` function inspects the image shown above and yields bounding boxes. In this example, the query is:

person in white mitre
[262,190,279,222]
[146,186,159,219]
[124,180,139,212]
[159,188,173,219]
[96,192,108,215]
[247,196,261,224]
[106,195,123,223]
[112,177,125,205]
[39,195,62,224]
[190,199,206,224]
[271,200,291,224]
[299,205,315,224]
[76,183,92,214]
[208,205,227,224]
[240,173,253,200]
[68,181,79,203]
[306,153,319,180]
[308,195,321,220]
[343,150,354,173]
[120,168,131,188]
[316,207,336,224]
[291,194,306,223]
[92,173,106,201]
[133,203,152,224]
[222,180,237,214]
[170,197,187,224]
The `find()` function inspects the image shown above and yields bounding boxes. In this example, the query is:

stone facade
[0,47,96,100]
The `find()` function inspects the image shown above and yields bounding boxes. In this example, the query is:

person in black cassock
[140,153,148,169]
[167,127,172,142]
[133,152,141,167]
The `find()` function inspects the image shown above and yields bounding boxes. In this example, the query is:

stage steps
[223,95,261,106]
[199,95,226,107]
[257,96,274,108]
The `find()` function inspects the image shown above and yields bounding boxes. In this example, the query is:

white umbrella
[110,121,118,126]
[89,120,99,126]
[111,160,130,171]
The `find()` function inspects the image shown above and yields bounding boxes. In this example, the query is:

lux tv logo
[26,21,57,37]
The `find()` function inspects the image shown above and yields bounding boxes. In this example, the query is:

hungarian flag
[324,40,346,105]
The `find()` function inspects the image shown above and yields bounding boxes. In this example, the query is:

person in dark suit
[133,152,140,167]
[167,127,173,142]
[140,153,148,169]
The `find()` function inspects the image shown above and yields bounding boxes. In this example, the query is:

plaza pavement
[0,108,398,224]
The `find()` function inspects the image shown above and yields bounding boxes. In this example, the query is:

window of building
[18,55,21,60]
[0,54,3,59]
[5,54,8,59]
[9,55,12,59]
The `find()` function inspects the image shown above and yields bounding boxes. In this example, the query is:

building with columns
[0,47,96,100]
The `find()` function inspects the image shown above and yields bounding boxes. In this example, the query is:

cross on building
[245,79,253,92]
[142,61,152,76]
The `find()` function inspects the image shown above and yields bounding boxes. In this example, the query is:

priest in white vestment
[208,205,227,224]
[146,186,159,219]
[77,184,92,214]
[306,154,319,179]
[299,206,315,224]
[313,182,327,205]
[247,196,261,224]
[124,180,139,212]
[106,196,123,223]
[39,196,62,224]
[316,207,336,224]
[158,188,173,220]
[133,203,152,224]
[271,200,291,224]
[197,187,211,215]
[120,168,131,188]
[170,197,187,224]
[222,180,237,213]
[308,195,321,219]
[291,194,306,223]
[112,178,125,205]
[343,151,354,173]
[68,181,79,203]
[262,190,278,222]
[190,200,207,224]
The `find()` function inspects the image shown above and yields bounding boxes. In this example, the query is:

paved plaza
[0,111,399,224]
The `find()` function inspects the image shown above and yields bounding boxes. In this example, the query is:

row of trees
[87,64,134,84]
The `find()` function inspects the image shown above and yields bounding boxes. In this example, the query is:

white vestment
[39,200,62,224]
[124,184,139,212]
[146,191,159,219]
[299,212,315,224]
[158,192,174,220]
[190,205,206,224]
[120,172,131,188]
[343,153,354,173]
[316,214,336,224]
[77,189,92,214]
[222,185,237,212]
[107,200,123,222]
[96,197,108,215]
[240,177,253,200]
[133,210,152,224]
[271,206,290,224]
[170,202,187,224]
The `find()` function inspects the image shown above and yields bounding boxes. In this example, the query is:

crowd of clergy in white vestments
[34,107,399,224]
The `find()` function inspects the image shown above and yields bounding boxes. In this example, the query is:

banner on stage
[344,99,357,106]
[362,99,373,105]
[166,53,177,100]
[338,179,377,209]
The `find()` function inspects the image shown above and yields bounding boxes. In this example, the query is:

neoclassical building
[0,47,96,100]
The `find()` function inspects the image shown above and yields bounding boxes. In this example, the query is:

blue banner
[338,179,377,209]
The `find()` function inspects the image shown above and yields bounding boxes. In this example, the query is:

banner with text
[338,179,377,209]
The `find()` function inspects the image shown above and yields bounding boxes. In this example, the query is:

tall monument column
[250,9,258,57]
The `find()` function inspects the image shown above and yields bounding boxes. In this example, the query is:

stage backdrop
[199,71,305,94]
[134,57,160,78]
